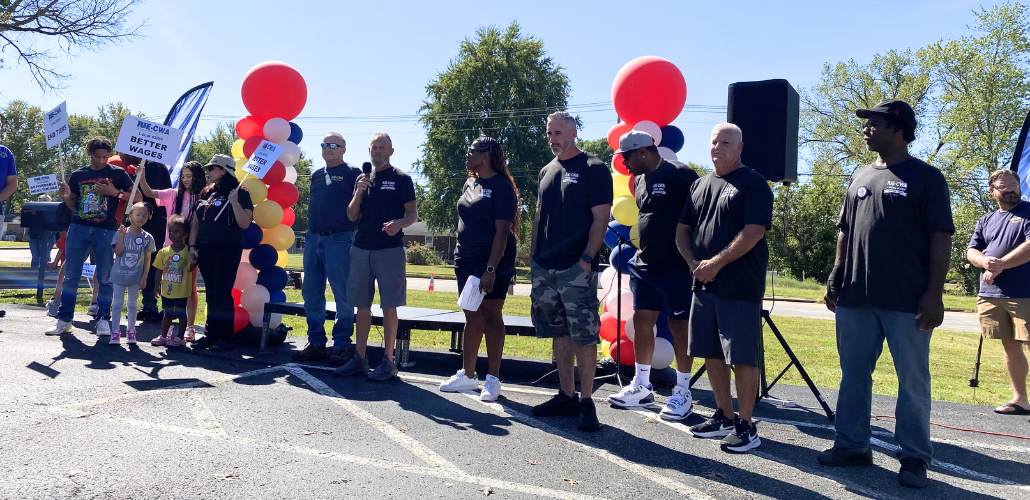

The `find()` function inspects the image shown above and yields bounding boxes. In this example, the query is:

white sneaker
[87,303,98,317]
[109,329,121,345]
[481,375,501,402]
[46,299,59,318]
[45,320,73,336]
[439,369,479,392]
[96,319,112,336]
[659,385,693,421]
[607,378,654,408]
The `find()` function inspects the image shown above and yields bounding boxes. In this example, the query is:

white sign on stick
[81,263,96,279]
[27,174,59,195]
[114,115,185,165]
[44,101,70,149]
[241,140,285,179]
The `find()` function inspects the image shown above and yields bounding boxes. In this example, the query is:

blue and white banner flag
[163,82,214,187]
[1010,108,1030,202]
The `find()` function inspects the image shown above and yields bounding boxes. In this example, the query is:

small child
[153,214,193,347]
[45,230,68,318]
[110,203,155,344]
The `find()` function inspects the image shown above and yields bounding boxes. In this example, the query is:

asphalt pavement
[0,303,1026,499]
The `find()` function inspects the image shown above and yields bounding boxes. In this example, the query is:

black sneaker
[192,336,215,350]
[328,348,355,367]
[578,399,602,431]
[689,408,735,438]
[898,457,928,488]
[720,418,761,453]
[817,447,873,467]
[531,392,580,417]
[292,344,329,362]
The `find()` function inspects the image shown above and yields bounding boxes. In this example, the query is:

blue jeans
[59,224,116,322]
[834,306,933,466]
[28,234,55,268]
[302,230,354,350]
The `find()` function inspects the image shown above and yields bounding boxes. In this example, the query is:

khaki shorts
[977,297,1030,341]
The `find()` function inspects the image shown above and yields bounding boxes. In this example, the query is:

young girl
[46,230,68,318]
[152,215,193,347]
[109,202,156,344]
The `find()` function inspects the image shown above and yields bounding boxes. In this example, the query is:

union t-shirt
[836,159,955,313]
[455,174,518,269]
[534,152,613,270]
[679,166,773,302]
[110,229,156,285]
[68,164,134,230]
[309,162,361,233]
[354,166,416,250]
[633,160,699,274]
[968,201,1030,298]
[156,245,192,299]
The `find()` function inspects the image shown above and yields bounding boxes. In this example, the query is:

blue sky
[0,0,1001,178]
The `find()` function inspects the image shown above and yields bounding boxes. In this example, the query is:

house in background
[403,222,457,261]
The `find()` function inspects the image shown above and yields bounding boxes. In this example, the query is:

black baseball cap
[855,99,917,129]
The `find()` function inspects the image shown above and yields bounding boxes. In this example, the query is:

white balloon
[624,319,636,342]
[262,118,292,145]
[632,120,663,146]
[600,266,617,294]
[241,249,251,264]
[279,142,301,167]
[240,284,270,313]
[652,337,675,370]
[234,262,258,290]
[283,166,298,184]
[249,311,282,328]
[657,147,678,161]
[604,288,634,322]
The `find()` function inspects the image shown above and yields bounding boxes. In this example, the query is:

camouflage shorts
[530,260,601,346]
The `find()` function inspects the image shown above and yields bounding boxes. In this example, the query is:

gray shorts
[348,245,407,309]
[688,289,761,366]
[530,260,601,346]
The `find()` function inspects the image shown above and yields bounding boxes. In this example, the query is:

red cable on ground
[872,415,1030,440]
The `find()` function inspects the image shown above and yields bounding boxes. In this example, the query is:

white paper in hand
[457,275,486,312]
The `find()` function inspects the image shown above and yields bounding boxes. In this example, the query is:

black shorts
[629,264,693,320]
[456,266,514,301]
[162,297,188,320]
[687,289,761,366]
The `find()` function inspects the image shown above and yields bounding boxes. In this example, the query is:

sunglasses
[204,165,222,172]
[321,143,343,150]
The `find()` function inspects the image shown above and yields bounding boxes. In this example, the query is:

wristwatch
[581,253,592,264]
[117,190,125,200]
[485,265,496,274]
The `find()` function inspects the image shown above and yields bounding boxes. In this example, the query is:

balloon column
[599,56,686,367]
[229,61,307,332]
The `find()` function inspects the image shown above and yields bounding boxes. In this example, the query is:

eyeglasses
[321,143,343,150]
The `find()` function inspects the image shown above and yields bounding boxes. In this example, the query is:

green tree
[576,137,613,163]
[291,153,312,233]
[187,122,235,164]
[415,21,572,242]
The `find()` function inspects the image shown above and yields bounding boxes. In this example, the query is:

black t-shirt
[68,164,135,230]
[968,202,1030,298]
[309,162,361,232]
[679,166,773,301]
[455,174,518,267]
[354,166,416,250]
[195,188,255,246]
[836,159,955,313]
[634,160,699,273]
[534,152,613,270]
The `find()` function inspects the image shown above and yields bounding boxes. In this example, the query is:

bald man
[676,123,773,453]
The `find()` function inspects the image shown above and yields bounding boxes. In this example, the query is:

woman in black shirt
[439,137,519,401]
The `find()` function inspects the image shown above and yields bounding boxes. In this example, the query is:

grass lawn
[767,273,977,312]
[0,241,29,247]
[0,260,30,267]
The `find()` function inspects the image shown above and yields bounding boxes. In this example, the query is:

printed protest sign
[44,102,70,149]
[82,263,96,279]
[114,115,186,165]
[27,174,59,195]
[240,140,285,179]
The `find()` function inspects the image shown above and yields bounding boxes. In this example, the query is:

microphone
[362,162,372,176]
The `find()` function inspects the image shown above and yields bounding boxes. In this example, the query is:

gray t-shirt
[110,229,156,285]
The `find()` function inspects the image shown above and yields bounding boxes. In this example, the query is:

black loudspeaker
[727,79,799,183]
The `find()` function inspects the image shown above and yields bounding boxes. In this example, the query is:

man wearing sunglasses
[293,133,363,364]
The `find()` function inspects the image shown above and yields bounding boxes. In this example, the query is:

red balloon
[629,174,637,196]
[266,182,299,208]
[612,56,686,127]
[607,122,634,151]
[263,161,286,186]
[600,311,630,343]
[232,288,243,305]
[243,136,264,158]
[235,116,267,141]
[233,305,250,333]
[281,207,295,226]
[613,155,629,176]
[241,61,308,121]
[611,338,636,365]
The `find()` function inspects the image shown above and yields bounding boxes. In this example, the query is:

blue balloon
[656,311,670,333]
[288,122,304,144]
[257,266,289,294]
[609,243,636,273]
[243,223,263,249]
[604,227,620,249]
[269,290,287,303]
[608,220,631,241]
[249,244,279,272]
[659,125,685,153]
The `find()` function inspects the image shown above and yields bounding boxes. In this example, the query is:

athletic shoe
[44,320,72,336]
[578,399,602,431]
[480,375,501,402]
[659,385,693,421]
[95,319,112,336]
[531,392,580,417]
[689,408,735,438]
[898,457,929,488]
[817,447,873,467]
[328,348,354,367]
[183,326,196,343]
[125,330,137,344]
[46,299,59,317]
[150,335,167,346]
[368,357,399,381]
[87,303,98,317]
[439,369,479,392]
[720,418,761,453]
[109,330,121,345]
[607,378,654,408]
[334,355,371,377]
[292,344,329,362]
[166,337,186,347]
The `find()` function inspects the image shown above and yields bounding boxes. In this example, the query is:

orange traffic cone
[429,273,435,291]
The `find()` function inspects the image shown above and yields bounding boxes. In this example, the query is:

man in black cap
[821,100,954,489]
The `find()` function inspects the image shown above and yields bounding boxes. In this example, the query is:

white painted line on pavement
[868,437,1028,489]
[184,390,226,436]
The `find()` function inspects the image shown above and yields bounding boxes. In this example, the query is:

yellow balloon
[234,158,248,179]
[241,177,267,203]
[629,224,640,247]
[611,196,638,226]
[231,139,245,159]
[276,250,289,268]
[262,224,295,251]
[253,200,284,229]
[601,340,611,358]
[612,173,632,199]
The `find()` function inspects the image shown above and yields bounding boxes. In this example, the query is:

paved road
[0,304,1026,499]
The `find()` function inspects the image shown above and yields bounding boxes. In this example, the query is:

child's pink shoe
[183,326,196,343]
[126,330,137,344]
[109,330,121,345]
[166,336,186,347]
[150,336,167,346]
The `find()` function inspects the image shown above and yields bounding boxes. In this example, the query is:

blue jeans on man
[59,223,115,322]
[834,306,933,466]
[302,230,355,351]
[29,234,55,268]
